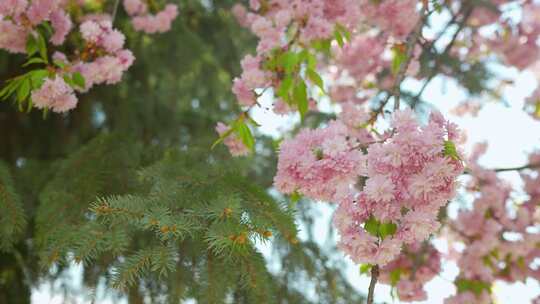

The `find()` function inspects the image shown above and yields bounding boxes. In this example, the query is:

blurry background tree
[0,1,366,303]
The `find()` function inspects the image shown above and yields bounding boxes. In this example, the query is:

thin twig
[493,163,540,173]
[462,163,540,175]
[392,4,428,111]
[411,6,473,109]
[367,265,379,304]
[368,6,431,124]
[111,0,121,23]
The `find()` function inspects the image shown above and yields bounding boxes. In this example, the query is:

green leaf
[235,121,255,152]
[432,0,443,13]
[335,23,351,41]
[17,78,31,103]
[443,140,460,160]
[364,216,379,237]
[37,32,48,62]
[517,256,526,270]
[29,69,49,89]
[359,264,372,275]
[277,77,293,102]
[293,80,308,120]
[455,279,491,296]
[307,68,324,92]
[22,57,47,67]
[72,72,86,89]
[364,216,397,239]
[334,30,344,48]
[379,222,397,240]
[40,21,53,36]
[281,51,299,74]
[391,45,407,75]
[306,52,317,70]
[390,268,402,286]
[313,39,332,56]
[26,34,38,57]
[0,81,21,100]
[53,59,66,69]
[63,74,75,88]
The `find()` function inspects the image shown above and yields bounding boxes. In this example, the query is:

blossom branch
[367,265,379,304]
[391,4,428,111]
[369,4,430,123]
[493,163,540,172]
[463,163,540,174]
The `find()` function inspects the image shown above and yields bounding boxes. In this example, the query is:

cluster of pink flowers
[274,120,365,202]
[333,110,463,265]
[445,144,540,303]
[28,19,135,113]
[73,20,135,89]
[228,0,424,114]
[234,0,360,54]
[359,0,419,41]
[31,76,77,112]
[335,34,386,83]
[232,55,269,107]
[0,0,72,53]
[228,0,364,114]
[274,109,463,266]
[123,0,178,34]
[0,0,179,114]
[379,243,441,302]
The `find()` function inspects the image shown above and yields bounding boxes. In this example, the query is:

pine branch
[0,161,26,251]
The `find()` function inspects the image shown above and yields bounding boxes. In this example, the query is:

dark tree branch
[463,163,540,174]
[367,265,379,304]
[493,163,540,172]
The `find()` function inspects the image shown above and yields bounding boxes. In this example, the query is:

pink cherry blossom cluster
[28,20,135,113]
[379,242,441,302]
[334,34,386,85]
[333,110,463,266]
[445,144,540,303]
[273,109,463,266]
[359,0,420,41]
[233,0,360,54]
[1,0,179,114]
[273,120,365,202]
[74,20,135,89]
[0,0,72,53]
[450,1,540,117]
[31,75,77,112]
[123,0,178,34]
[228,0,420,114]
[232,55,270,107]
